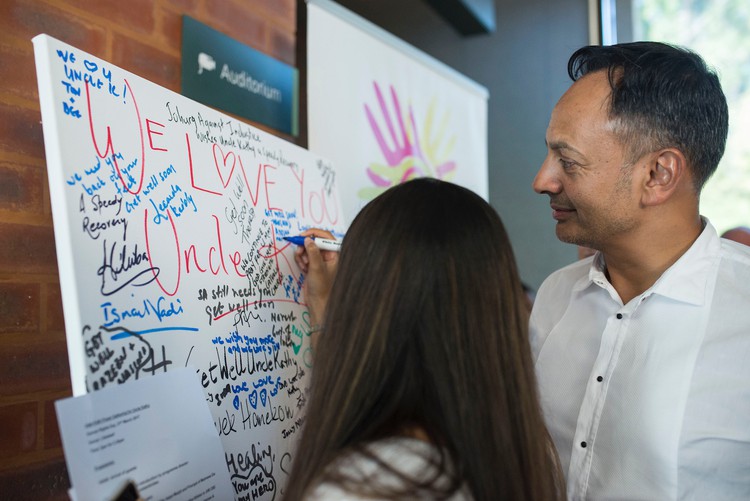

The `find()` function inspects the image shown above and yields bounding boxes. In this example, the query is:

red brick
[203,0,268,52]
[0,103,45,160]
[0,458,70,500]
[157,6,184,53]
[166,0,199,12]
[0,402,38,456]
[0,160,44,214]
[254,0,296,31]
[0,338,70,395]
[43,399,63,450]
[0,42,38,103]
[0,0,105,55]
[269,26,296,65]
[0,282,41,333]
[59,0,156,36]
[45,282,65,333]
[0,222,57,275]
[111,32,180,92]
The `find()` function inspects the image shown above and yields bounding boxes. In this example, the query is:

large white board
[307,0,489,225]
[33,34,344,500]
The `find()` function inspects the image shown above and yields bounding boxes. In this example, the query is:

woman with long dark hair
[284,178,564,500]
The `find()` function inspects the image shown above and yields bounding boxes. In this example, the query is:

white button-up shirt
[530,220,750,500]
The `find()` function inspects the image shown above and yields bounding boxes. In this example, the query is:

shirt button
[616,313,623,319]
[596,376,603,382]
[581,441,588,448]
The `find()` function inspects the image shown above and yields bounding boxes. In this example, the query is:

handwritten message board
[33,34,344,500]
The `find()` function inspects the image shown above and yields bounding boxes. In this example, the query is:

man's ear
[641,149,687,206]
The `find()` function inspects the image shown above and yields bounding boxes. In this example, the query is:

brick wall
[0,1,297,498]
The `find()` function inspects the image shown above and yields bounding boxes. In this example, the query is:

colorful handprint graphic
[359,81,457,200]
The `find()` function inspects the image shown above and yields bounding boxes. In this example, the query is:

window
[600,0,750,233]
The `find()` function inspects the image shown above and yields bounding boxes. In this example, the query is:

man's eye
[559,158,576,169]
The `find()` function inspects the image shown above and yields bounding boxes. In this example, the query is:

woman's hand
[293,228,339,331]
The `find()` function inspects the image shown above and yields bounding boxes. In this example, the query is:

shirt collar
[573,218,720,306]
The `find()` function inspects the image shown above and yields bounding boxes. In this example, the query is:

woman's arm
[293,228,339,346]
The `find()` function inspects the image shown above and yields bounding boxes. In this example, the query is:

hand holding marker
[284,235,341,252]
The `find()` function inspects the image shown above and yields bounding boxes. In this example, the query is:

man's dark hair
[568,41,728,191]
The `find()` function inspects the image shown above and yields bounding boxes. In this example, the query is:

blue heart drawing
[260,388,267,407]
[248,390,258,409]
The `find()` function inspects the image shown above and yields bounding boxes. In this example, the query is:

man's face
[533,70,641,250]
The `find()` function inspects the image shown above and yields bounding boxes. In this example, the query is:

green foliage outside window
[634,0,750,232]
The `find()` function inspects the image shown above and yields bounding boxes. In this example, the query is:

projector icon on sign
[197,52,216,74]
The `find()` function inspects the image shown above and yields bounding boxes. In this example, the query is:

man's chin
[555,225,588,247]
[555,224,576,244]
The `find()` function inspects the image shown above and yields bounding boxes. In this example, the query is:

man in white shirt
[530,42,750,500]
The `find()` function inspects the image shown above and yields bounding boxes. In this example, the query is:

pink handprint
[361,81,456,197]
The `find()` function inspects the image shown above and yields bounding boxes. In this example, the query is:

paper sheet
[56,368,235,500]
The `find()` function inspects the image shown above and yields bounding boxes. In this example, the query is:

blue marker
[284,235,341,252]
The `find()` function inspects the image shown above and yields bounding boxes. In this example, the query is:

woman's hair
[285,178,563,500]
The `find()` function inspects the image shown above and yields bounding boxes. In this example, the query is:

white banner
[307,0,489,226]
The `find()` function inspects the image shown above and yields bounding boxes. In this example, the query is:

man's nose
[532,156,561,195]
